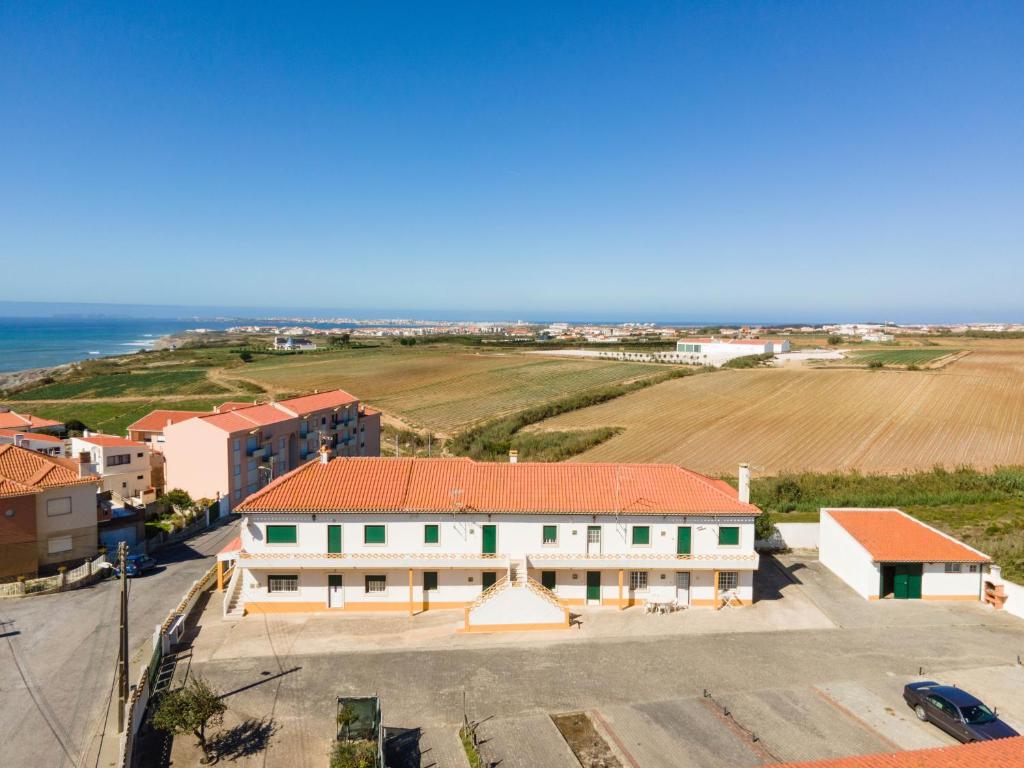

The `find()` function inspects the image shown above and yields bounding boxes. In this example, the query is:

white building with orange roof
[158,390,381,511]
[70,432,153,500]
[223,456,760,626]
[126,409,207,448]
[0,428,65,457]
[0,407,65,434]
[819,508,990,601]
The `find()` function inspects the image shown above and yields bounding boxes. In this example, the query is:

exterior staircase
[222,567,245,620]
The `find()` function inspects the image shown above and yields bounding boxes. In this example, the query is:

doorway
[881,563,922,599]
[328,574,344,608]
[482,571,497,591]
[675,572,690,605]
[587,526,602,555]
[586,571,601,605]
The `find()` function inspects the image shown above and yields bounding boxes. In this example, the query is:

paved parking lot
[161,555,1024,767]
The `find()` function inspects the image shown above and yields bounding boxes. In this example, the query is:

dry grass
[532,339,1024,474]
[238,347,662,434]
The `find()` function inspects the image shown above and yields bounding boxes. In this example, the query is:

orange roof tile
[826,509,989,563]
[76,434,147,449]
[200,403,294,432]
[277,390,359,416]
[238,457,760,515]
[0,429,63,443]
[0,444,97,498]
[778,735,1024,767]
[0,410,63,430]
[216,401,257,412]
[126,410,205,432]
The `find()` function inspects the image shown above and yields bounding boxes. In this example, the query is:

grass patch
[459,725,484,768]
[849,349,955,367]
[9,369,228,399]
[22,398,223,435]
[511,427,622,462]
[449,367,703,461]
[722,353,775,369]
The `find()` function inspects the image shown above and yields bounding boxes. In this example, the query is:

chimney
[319,445,330,464]
[738,463,751,504]
[14,433,24,447]
[509,449,518,464]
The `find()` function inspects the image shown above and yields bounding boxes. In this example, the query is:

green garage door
[893,564,923,599]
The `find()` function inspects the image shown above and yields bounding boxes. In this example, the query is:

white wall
[469,585,566,626]
[922,563,983,599]
[819,511,877,599]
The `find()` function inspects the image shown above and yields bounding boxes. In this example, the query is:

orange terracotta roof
[238,457,760,515]
[200,403,294,432]
[826,509,989,563]
[216,401,256,412]
[127,410,205,432]
[277,390,359,416]
[0,410,63,430]
[0,429,63,443]
[75,434,147,449]
[778,735,1024,767]
[360,406,380,416]
[682,338,771,346]
[0,444,97,497]
[219,536,242,555]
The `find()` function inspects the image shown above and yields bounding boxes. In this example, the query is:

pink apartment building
[157,390,380,511]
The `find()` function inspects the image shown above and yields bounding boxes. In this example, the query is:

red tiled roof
[219,536,242,555]
[216,401,256,412]
[0,429,63,443]
[826,509,989,563]
[0,444,97,498]
[682,338,772,346]
[238,457,760,515]
[277,390,359,416]
[76,434,147,449]
[778,736,1024,767]
[200,403,294,432]
[0,410,63,430]
[126,410,205,432]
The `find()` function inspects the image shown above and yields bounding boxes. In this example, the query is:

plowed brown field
[532,339,1024,474]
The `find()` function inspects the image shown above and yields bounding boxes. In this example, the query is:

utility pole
[117,541,129,733]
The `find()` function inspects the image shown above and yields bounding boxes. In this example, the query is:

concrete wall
[35,483,99,568]
[999,579,1024,621]
[468,584,566,628]
[163,419,232,505]
[0,492,39,579]
[819,510,877,599]
[775,523,820,549]
[921,563,984,600]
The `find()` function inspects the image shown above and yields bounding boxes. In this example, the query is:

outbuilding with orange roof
[819,508,989,602]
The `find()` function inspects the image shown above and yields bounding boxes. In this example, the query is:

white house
[819,509,989,601]
[674,338,775,366]
[0,429,65,457]
[69,433,153,501]
[272,336,317,351]
[223,456,761,628]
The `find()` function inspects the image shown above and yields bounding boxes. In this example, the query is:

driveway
[0,520,239,768]
[162,556,1024,767]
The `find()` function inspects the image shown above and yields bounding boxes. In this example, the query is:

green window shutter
[632,526,650,545]
[542,525,558,544]
[718,526,740,546]
[677,526,692,555]
[364,525,386,544]
[541,571,556,590]
[424,524,439,544]
[327,525,342,553]
[266,525,297,544]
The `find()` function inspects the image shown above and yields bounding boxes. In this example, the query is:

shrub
[238,351,253,363]
[867,360,884,369]
[827,334,843,345]
[159,488,193,512]
[329,740,378,768]
[722,353,774,369]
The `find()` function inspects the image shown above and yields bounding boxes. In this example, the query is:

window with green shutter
[631,525,650,546]
[424,524,439,545]
[542,525,558,545]
[364,525,386,544]
[718,526,740,546]
[327,525,342,553]
[266,525,297,544]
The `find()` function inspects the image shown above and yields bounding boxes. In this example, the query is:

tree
[160,488,193,512]
[826,334,843,345]
[153,677,226,764]
[64,419,89,435]
[754,509,776,541]
[238,350,253,363]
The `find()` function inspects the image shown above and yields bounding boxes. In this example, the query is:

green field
[8,369,229,399]
[849,348,956,366]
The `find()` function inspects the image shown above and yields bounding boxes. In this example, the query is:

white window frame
[542,524,559,546]
[944,563,962,574]
[268,575,299,593]
[718,571,739,592]
[365,574,387,594]
[628,570,648,591]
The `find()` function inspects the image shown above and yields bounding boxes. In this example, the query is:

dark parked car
[113,554,157,578]
[903,681,1019,742]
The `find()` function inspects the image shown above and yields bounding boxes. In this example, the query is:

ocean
[0,317,233,373]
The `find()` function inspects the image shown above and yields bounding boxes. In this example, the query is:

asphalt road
[0,521,239,768]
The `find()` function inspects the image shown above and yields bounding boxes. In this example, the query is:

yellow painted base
[458,620,572,634]
[243,600,468,614]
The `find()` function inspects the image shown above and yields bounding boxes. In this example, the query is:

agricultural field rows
[237,348,662,433]
[533,344,1024,474]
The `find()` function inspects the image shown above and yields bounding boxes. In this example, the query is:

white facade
[70,436,152,500]
[819,512,878,599]
[232,511,759,615]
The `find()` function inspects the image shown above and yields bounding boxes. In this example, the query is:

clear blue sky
[2,2,1021,322]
